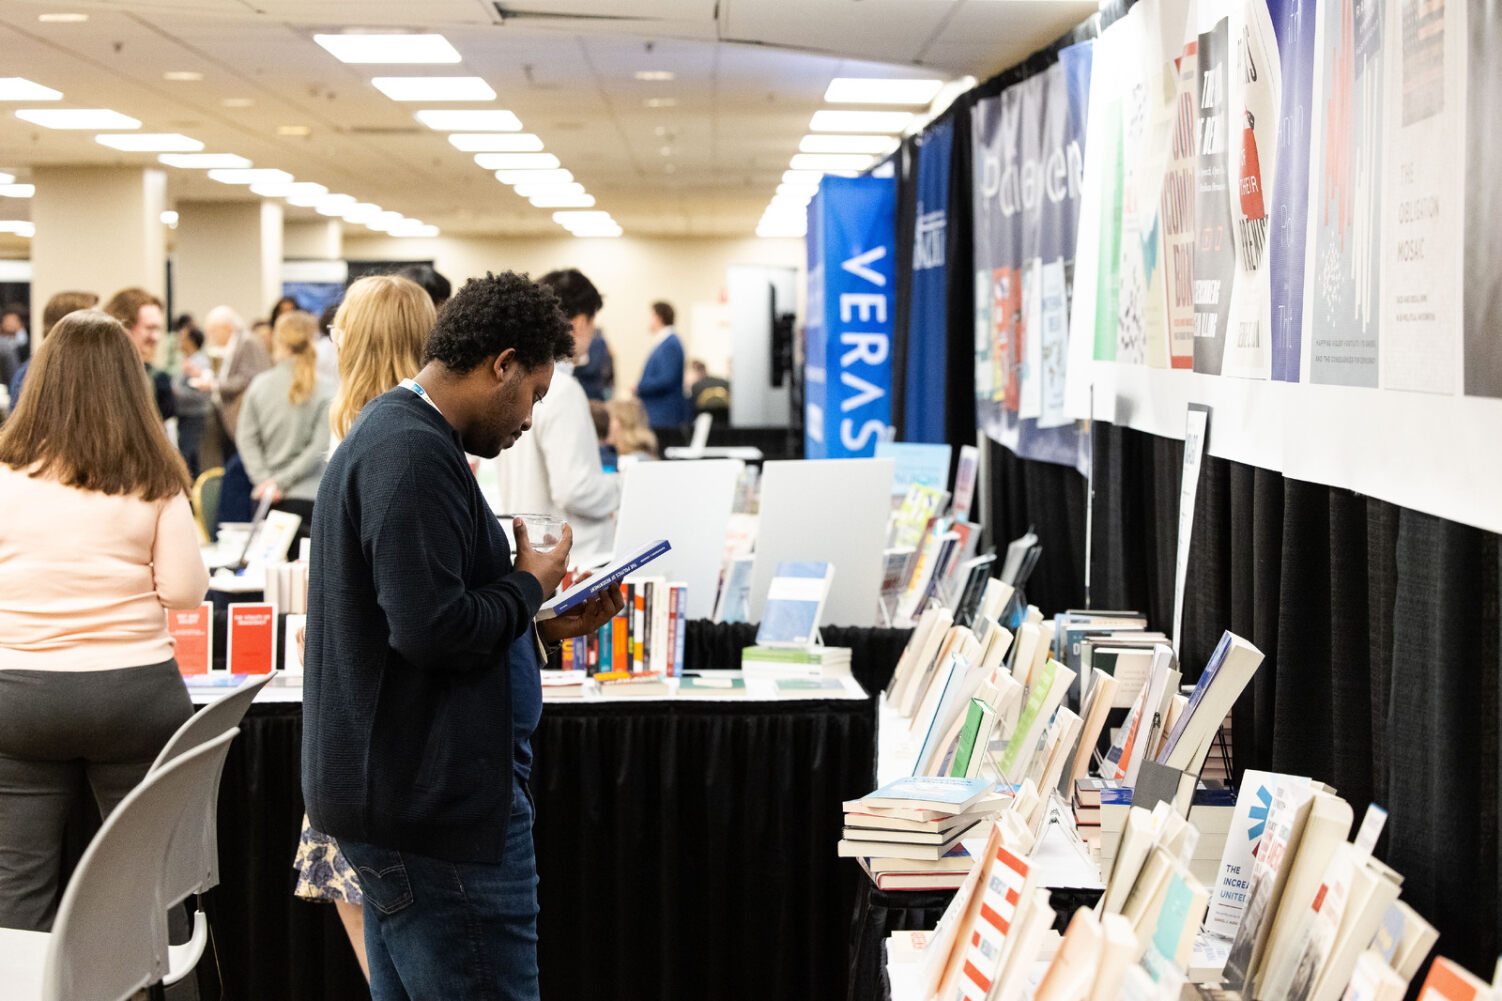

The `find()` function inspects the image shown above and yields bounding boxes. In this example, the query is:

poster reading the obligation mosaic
[1377,0,1464,394]
[1304,0,1385,387]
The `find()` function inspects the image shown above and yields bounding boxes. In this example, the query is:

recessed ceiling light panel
[528,191,595,208]
[823,77,944,106]
[809,110,913,133]
[159,153,252,169]
[473,152,560,170]
[494,168,573,185]
[208,168,294,185]
[314,33,461,64]
[95,133,203,152]
[799,134,896,155]
[513,182,586,198]
[16,108,140,130]
[0,184,36,198]
[415,109,521,131]
[448,133,543,152]
[0,78,62,101]
[0,221,36,237]
[250,181,327,199]
[163,71,203,82]
[37,12,87,23]
[373,77,496,102]
[789,153,875,172]
[634,71,675,81]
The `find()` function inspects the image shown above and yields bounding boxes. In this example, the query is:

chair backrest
[192,467,224,543]
[44,729,239,1001]
[150,672,272,775]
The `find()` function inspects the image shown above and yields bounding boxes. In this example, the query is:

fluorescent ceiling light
[415,109,521,131]
[770,195,812,211]
[474,152,559,170]
[777,183,818,198]
[221,97,254,108]
[15,108,139,130]
[314,194,357,215]
[0,78,62,101]
[809,110,913,133]
[160,210,179,227]
[783,169,828,186]
[643,98,677,109]
[249,181,326,199]
[569,228,622,238]
[278,125,311,137]
[494,168,573,185]
[529,191,595,208]
[369,211,405,231]
[513,182,586,198]
[0,221,36,237]
[799,134,896,155]
[634,71,675,81]
[0,184,35,198]
[163,71,203,82]
[0,173,13,184]
[553,210,613,227]
[448,133,543,153]
[823,77,944,106]
[315,33,461,64]
[38,12,87,22]
[159,153,252,169]
[757,223,805,239]
[790,153,874,172]
[388,220,439,237]
[341,202,383,222]
[208,168,294,185]
[372,77,496,102]
[95,133,203,152]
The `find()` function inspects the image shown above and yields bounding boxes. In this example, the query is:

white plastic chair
[149,672,272,984]
[0,729,239,1001]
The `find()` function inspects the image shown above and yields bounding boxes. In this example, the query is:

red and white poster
[168,602,213,676]
[227,603,277,674]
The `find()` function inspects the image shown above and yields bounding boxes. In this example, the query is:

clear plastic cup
[515,514,566,553]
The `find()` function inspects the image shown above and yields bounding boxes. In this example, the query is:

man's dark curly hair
[424,271,575,373]
[539,268,603,320]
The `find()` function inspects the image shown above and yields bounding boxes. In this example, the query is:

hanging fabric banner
[903,117,953,444]
[971,40,1094,472]
[804,174,897,460]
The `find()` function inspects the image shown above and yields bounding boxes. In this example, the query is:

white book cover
[1206,770,1312,939]
[1222,778,1319,992]
[888,605,945,706]
[754,560,834,647]
[1255,791,1355,996]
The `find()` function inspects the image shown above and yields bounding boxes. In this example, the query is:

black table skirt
[195,696,878,1001]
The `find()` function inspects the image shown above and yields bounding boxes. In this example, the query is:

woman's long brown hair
[0,309,191,501]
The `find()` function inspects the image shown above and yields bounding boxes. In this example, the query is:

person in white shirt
[489,269,620,561]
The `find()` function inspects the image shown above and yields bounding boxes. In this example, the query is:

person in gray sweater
[236,310,334,536]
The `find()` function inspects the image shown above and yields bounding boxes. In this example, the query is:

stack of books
[740,644,851,678]
[836,776,997,891]
[1079,778,1235,886]
[560,578,686,677]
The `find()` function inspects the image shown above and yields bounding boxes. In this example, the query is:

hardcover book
[755,560,834,647]
[536,539,671,620]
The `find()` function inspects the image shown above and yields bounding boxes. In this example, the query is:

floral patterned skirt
[292,814,363,904]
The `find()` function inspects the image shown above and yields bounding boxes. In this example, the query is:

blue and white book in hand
[534,539,671,621]
[755,560,835,647]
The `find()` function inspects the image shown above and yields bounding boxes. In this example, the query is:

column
[283,218,343,260]
[173,199,284,324]
[30,165,167,318]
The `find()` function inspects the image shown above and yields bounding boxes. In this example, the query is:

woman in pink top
[0,309,210,932]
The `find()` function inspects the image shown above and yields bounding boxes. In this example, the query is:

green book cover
[949,699,989,777]
[1000,657,1058,776]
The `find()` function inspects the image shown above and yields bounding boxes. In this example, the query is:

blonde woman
[606,396,659,469]
[236,310,334,535]
[292,274,434,982]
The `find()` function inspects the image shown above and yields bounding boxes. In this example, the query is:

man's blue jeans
[337,786,539,1001]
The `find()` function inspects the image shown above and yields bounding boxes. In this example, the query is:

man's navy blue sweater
[302,388,544,863]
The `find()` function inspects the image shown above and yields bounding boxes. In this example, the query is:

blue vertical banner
[902,118,953,443]
[804,174,897,459]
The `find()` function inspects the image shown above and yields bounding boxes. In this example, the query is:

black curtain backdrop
[983,421,1501,977]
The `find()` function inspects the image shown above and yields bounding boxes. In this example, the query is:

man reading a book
[303,271,624,1001]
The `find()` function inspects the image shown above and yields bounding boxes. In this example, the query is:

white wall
[343,233,804,392]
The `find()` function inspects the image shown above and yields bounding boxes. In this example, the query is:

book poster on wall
[1305,0,1385,387]
[1463,0,1501,397]
[1193,16,1238,376]
[971,41,1093,471]
[1378,0,1464,394]
[1267,0,1319,382]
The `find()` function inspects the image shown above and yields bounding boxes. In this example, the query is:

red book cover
[227,603,277,674]
[168,602,213,675]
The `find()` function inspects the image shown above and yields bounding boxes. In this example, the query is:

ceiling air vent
[492,4,661,22]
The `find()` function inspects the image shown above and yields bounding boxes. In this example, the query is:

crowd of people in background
[0,261,737,995]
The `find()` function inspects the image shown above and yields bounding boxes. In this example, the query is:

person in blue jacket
[634,301,689,448]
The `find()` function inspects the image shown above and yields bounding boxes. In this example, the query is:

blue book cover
[535,539,671,620]
[1156,630,1234,764]
[875,441,953,497]
[863,775,992,812]
[755,560,833,647]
